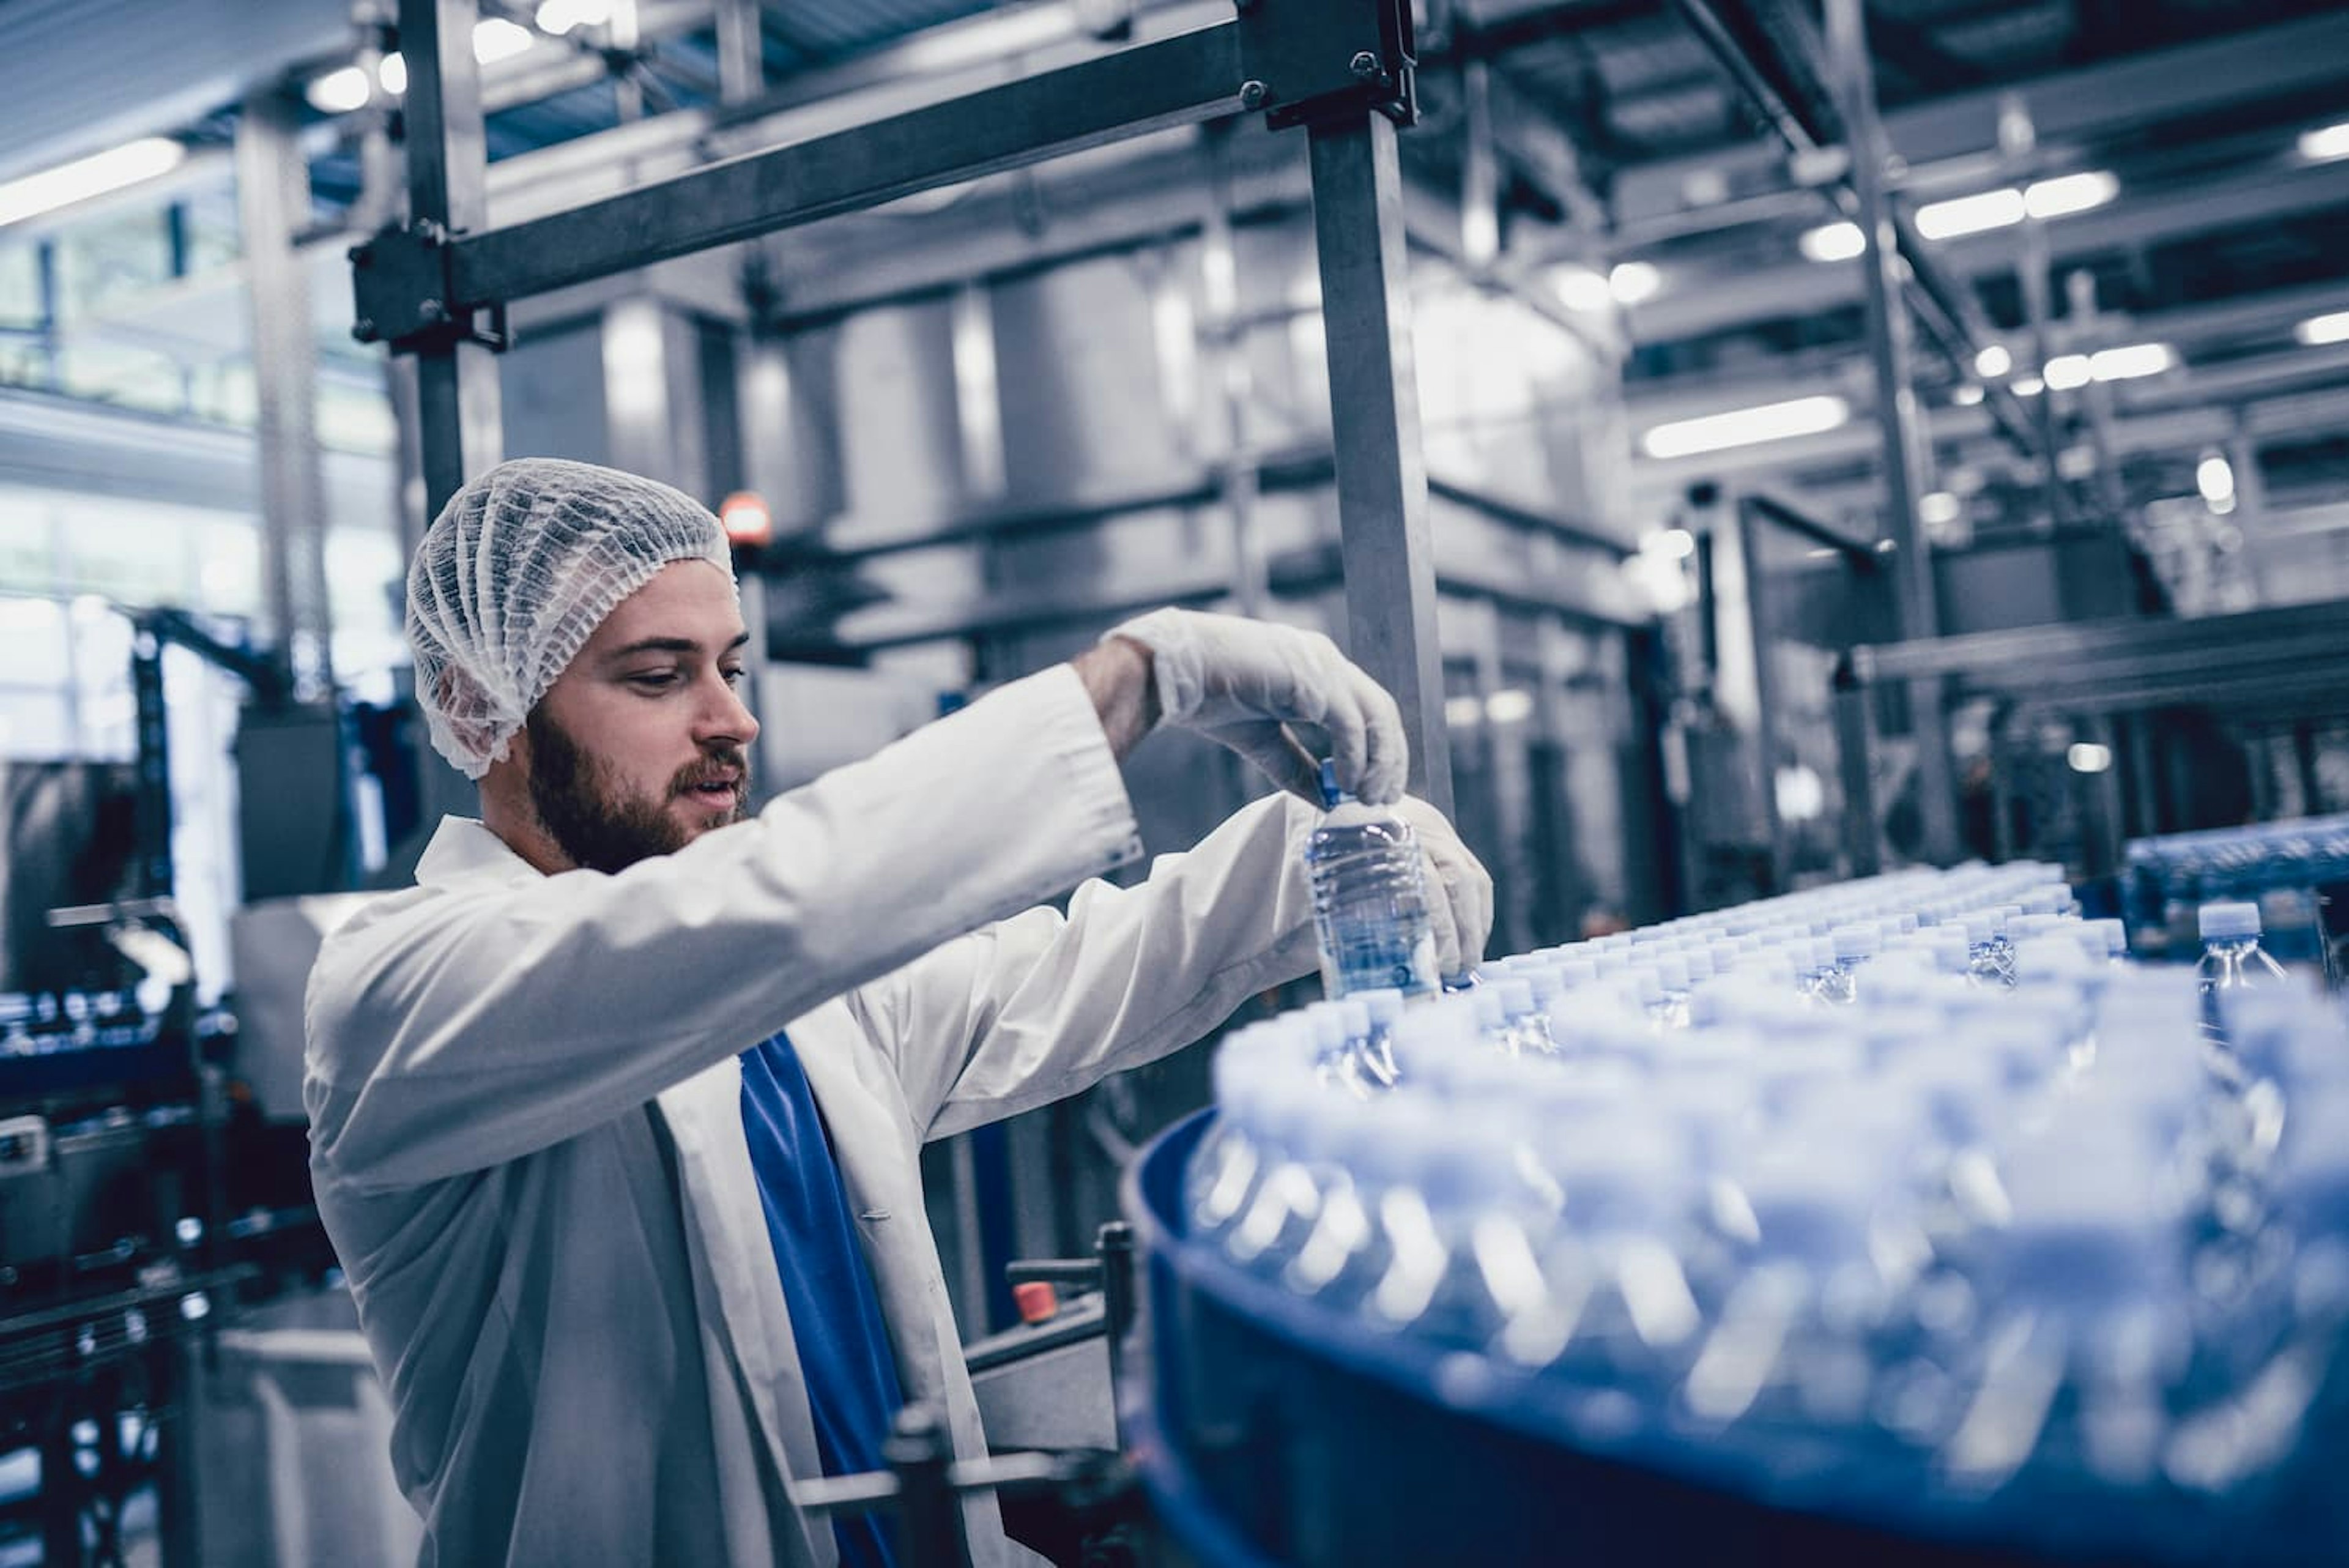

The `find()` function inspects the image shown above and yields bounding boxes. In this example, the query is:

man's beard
[524,708,750,874]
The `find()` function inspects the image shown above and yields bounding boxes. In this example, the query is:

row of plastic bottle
[1192,861,2349,1562]
[2124,814,2349,977]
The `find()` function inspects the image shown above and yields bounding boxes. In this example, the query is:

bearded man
[304,457,1490,1567]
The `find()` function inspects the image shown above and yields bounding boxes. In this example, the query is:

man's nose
[697,671,760,746]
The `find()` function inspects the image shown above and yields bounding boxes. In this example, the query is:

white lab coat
[303,665,1321,1567]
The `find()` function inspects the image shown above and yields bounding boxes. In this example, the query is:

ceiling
[12,0,2349,544]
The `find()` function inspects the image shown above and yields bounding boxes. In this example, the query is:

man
[305,458,1490,1567]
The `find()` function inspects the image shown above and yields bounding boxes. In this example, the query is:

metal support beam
[394,0,500,835]
[395,0,503,521]
[395,27,1245,320]
[1827,0,1960,865]
[2001,95,2069,535]
[1614,10,2349,228]
[1201,119,1269,619]
[235,91,335,700]
[1665,0,2039,464]
[714,0,765,105]
[1458,59,1501,272]
[1308,112,1453,814]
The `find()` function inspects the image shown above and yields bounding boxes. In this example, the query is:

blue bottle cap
[1316,757,1346,809]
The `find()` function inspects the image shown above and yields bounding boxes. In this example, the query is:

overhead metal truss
[355,0,1461,809]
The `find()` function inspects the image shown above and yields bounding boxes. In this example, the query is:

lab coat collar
[414,816,544,890]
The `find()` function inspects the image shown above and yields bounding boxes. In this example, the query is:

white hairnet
[407,457,737,779]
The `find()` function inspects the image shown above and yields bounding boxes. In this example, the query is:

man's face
[518,560,759,874]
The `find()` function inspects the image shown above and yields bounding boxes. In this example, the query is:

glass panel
[56,341,185,414]
[194,520,262,619]
[0,242,42,331]
[317,379,398,454]
[58,496,193,606]
[0,502,58,600]
[51,209,173,325]
[0,689,75,759]
[179,185,240,276]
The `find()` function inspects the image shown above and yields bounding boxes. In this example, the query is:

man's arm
[306,666,1143,1192]
[1072,634,1160,760]
[852,791,1324,1142]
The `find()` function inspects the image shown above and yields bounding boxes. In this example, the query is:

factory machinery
[0,606,347,1566]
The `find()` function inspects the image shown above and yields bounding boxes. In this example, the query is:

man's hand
[1100,609,1408,805]
[1395,797,1493,978]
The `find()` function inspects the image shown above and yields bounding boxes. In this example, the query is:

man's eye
[628,671,682,690]
[721,666,747,686]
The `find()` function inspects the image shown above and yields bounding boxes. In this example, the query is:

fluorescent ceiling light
[1973,344,2011,379]
[1912,171,2116,240]
[305,64,373,114]
[1639,395,1849,459]
[1915,186,2025,240]
[2013,377,2044,397]
[1548,264,1613,314]
[2067,743,2113,775]
[536,0,614,33]
[2024,171,2118,220]
[2043,353,2092,391]
[377,17,534,94]
[2089,342,2174,381]
[2195,453,2235,505]
[0,137,185,229]
[474,17,536,63]
[2299,121,2349,163]
[1609,261,1662,306]
[1799,221,1865,262]
[1643,527,1698,560]
[1951,382,1984,406]
[1485,689,1535,725]
[2298,310,2349,346]
[1918,492,1961,526]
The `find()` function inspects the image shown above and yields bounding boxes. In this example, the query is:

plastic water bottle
[1304,759,1439,1001]
[1814,923,1878,1006]
[2197,902,2289,1008]
[1937,1134,2194,1558]
[1356,1102,1551,1353]
[1356,988,1405,1089]
[1494,978,1560,1057]
[1187,1038,1312,1244]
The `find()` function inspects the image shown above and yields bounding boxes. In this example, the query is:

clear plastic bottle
[1304,759,1439,1001]
[2197,901,2290,1014]
[1681,1139,1918,1504]
[1357,1102,1554,1353]
[1814,923,1879,1006]
[1961,913,2008,989]
[1187,1039,1312,1244]
[1936,1135,2194,1558]
[1528,1117,1705,1400]
[1217,1069,1333,1277]
[1355,987,1406,1089]
[1496,977,1560,1057]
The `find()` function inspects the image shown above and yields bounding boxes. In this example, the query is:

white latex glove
[1394,795,1493,979]
[1106,608,1408,805]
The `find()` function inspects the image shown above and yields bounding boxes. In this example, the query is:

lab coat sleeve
[850,790,1322,1142]
[304,666,1142,1192]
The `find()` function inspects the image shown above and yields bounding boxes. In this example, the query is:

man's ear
[433,664,514,769]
